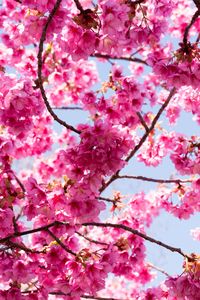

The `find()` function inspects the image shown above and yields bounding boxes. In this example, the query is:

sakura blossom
[0,0,199,299]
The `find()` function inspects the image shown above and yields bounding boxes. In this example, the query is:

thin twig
[81,296,127,300]
[74,0,84,12]
[37,0,81,134]
[0,221,67,244]
[0,219,191,261]
[192,0,200,10]
[46,228,76,256]
[100,87,176,192]
[50,292,125,300]
[136,112,149,132]
[147,262,171,277]
[98,196,115,203]
[125,88,176,162]
[196,32,200,43]
[5,240,43,254]
[13,175,26,193]
[81,222,189,259]
[12,216,18,234]
[0,246,11,252]
[76,231,109,246]
[117,175,192,184]
[91,53,148,66]
[7,170,26,193]
[183,9,200,47]
[52,106,83,110]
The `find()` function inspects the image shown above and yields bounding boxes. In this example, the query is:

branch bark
[0,221,66,244]
[74,0,84,12]
[0,219,191,261]
[76,231,109,246]
[46,228,76,256]
[51,292,126,300]
[37,0,81,134]
[117,175,192,184]
[91,53,148,66]
[82,222,189,259]
[183,9,200,47]
[136,112,149,132]
[52,106,83,110]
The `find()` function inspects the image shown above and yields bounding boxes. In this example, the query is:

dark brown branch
[0,218,191,262]
[130,0,146,4]
[125,87,176,162]
[0,221,66,244]
[13,216,19,234]
[82,222,188,259]
[196,32,200,43]
[76,231,109,246]
[183,9,200,47]
[52,106,83,110]
[37,0,81,134]
[98,196,115,203]
[24,290,126,300]
[5,240,43,254]
[117,175,192,184]
[81,296,127,300]
[50,291,125,300]
[192,0,200,10]
[100,87,176,192]
[91,53,148,66]
[7,170,26,194]
[136,112,149,132]
[74,0,84,12]
[0,246,11,252]
[46,229,76,256]
[13,174,26,193]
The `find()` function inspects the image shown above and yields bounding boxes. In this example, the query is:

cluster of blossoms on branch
[0,0,200,299]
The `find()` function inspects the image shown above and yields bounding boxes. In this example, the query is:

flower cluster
[0,79,44,137]
[170,135,200,175]
[0,0,199,298]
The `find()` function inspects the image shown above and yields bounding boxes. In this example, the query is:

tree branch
[74,0,84,13]
[192,0,200,10]
[126,88,176,162]
[0,218,192,262]
[52,106,83,110]
[24,290,127,300]
[76,231,109,246]
[50,292,126,300]
[98,196,115,203]
[100,87,176,192]
[0,221,66,244]
[37,0,81,134]
[81,296,127,300]
[5,240,43,254]
[117,175,192,184]
[136,112,149,132]
[46,228,76,256]
[183,9,200,47]
[7,169,26,194]
[91,53,148,66]
[147,262,171,277]
[81,222,189,259]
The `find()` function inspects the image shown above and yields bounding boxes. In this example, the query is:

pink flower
[0,208,14,238]
[166,274,200,299]
[0,80,44,137]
